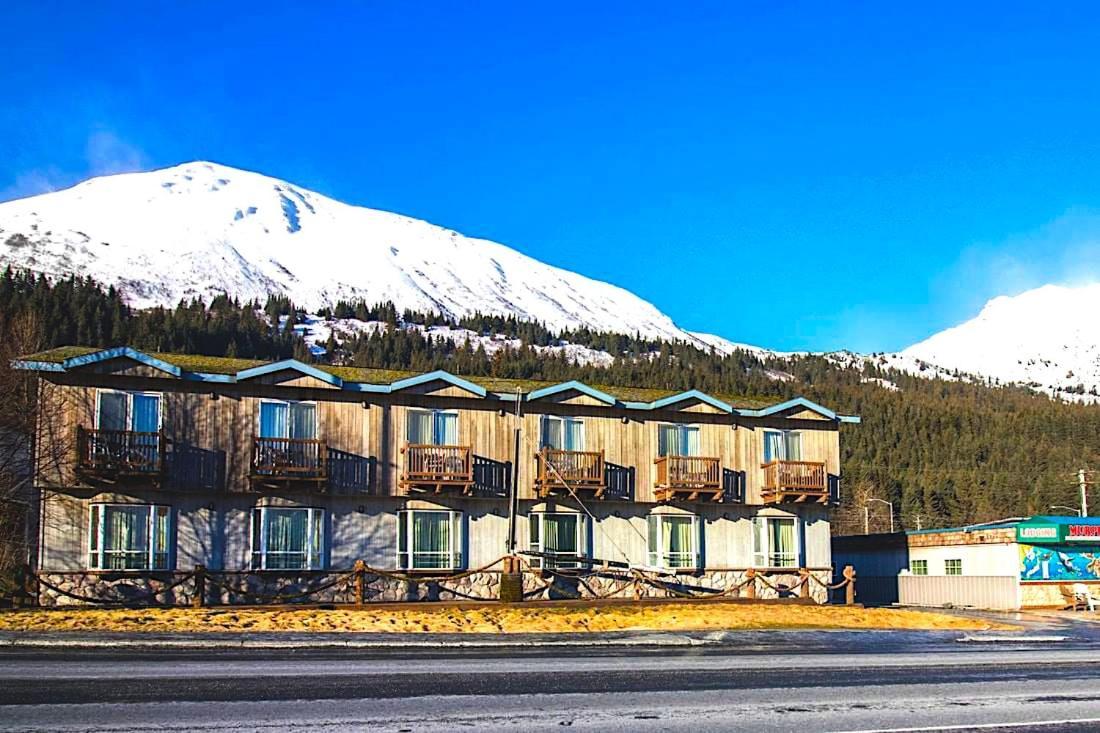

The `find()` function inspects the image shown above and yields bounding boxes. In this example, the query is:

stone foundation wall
[36,568,834,606]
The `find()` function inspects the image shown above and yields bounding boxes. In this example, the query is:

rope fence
[20,560,857,608]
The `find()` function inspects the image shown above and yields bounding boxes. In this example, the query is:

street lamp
[1050,504,1083,517]
[864,498,895,534]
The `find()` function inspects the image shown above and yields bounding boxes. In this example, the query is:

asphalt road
[2,635,1100,732]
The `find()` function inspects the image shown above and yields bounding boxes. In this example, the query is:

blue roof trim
[526,380,617,405]
[235,359,344,388]
[388,370,488,398]
[61,347,183,377]
[11,359,65,372]
[737,396,861,424]
[646,389,733,413]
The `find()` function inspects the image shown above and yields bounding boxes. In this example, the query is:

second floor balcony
[400,444,474,495]
[250,437,328,487]
[654,455,722,502]
[761,460,828,504]
[534,448,607,499]
[76,426,166,482]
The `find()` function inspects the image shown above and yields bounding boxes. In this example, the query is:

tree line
[4,267,1100,533]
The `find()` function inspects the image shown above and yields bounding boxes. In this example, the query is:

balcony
[76,427,166,482]
[400,444,474,495]
[654,455,722,502]
[761,460,828,504]
[535,448,606,499]
[250,437,328,487]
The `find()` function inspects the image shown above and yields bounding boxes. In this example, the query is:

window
[529,512,588,569]
[752,516,799,568]
[945,559,963,576]
[250,507,325,570]
[647,514,700,570]
[763,430,802,463]
[406,409,458,446]
[909,559,928,576]
[541,415,585,451]
[657,424,701,457]
[258,400,316,440]
[398,510,464,570]
[96,390,162,433]
[88,504,170,570]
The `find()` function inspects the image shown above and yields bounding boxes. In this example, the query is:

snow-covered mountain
[0,161,724,349]
[901,284,1100,398]
[4,161,1100,400]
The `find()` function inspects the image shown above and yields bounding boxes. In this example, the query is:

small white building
[834,516,1100,610]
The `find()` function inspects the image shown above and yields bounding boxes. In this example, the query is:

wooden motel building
[17,346,859,605]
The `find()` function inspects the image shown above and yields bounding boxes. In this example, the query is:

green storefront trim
[1017,519,1100,544]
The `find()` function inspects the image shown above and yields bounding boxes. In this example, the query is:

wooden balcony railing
[251,437,327,483]
[762,460,828,503]
[76,427,166,479]
[535,448,606,498]
[654,455,722,502]
[400,444,474,494]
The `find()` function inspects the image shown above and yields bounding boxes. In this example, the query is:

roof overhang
[236,359,344,388]
[526,380,617,405]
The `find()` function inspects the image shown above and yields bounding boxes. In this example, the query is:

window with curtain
[752,516,799,568]
[406,410,459,445]
[88,504,170,570]
[258,401,316,439]
[657,424,701,457]
[540,416,584,451]
[647,514,700,569]
[397,510,464,570]
[95,391,163,464]
[250,507,325,570]
[97,391,161,433]
[528,512,587,569]
[763,430,802,462]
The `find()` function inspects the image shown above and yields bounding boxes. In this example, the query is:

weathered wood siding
[35,374,842,507]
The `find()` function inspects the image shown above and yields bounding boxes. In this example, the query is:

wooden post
[799,567,811,600]
[353,559,366,606]
[192,564,205,608]
[745,568,757,600]
[844,565,856,605]
[499,555,524,603]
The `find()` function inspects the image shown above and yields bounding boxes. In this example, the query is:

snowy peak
[902,283,1100,398]
[0,161,701,344]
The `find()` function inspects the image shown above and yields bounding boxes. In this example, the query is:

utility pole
[1080,469,1091,518]
[914,514,922,531]
[863,505,869,535]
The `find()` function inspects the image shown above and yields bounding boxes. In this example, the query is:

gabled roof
[236,359,344,388]
[526,380,616,405]
[738,396,861,424]
[627,389,733,413]
[12,346,861,424]
[388,369,487,398]
[35,346,185,378]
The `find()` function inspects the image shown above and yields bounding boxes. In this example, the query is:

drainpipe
[506,390,522,554]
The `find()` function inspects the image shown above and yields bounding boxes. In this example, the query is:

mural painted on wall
[1020,544,1100,581]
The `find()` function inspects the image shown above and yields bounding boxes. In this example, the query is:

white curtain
[682,426,700,457]
[785,431,802,461]
[289,403,316,440]
[407,410,433,443]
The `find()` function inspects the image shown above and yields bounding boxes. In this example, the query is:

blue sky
[4,3,1100,352]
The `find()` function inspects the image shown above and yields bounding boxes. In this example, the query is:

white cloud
[0,130,148,203]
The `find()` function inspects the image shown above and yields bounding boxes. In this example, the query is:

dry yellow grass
[0,602,1015,634]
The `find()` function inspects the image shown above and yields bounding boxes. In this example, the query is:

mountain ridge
[3,161,1100,401]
